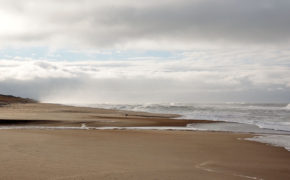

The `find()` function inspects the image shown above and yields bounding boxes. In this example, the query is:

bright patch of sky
[0,47,182,61]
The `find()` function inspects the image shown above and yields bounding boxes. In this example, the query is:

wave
[256,122,290,132]
[285,104,290,110]
[246,135,290,152]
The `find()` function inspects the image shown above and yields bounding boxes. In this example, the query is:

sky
[0,0,290,104]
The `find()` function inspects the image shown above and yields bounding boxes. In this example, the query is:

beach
[1,0,290,179]
[1,130,290,180]
[0,103,290,179]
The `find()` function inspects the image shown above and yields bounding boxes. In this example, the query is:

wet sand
[0,103,289,179]
[0,103,215,127]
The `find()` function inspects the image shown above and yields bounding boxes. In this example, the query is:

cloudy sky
[0,0,290,104]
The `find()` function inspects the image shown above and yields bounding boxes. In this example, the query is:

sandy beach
[0,103,290,180]
[0,130,289,180]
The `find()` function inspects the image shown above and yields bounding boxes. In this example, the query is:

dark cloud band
[0,0,290,48]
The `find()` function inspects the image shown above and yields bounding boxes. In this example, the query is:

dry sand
[0,103,289,179]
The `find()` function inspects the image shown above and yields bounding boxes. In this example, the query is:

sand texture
[0,130,289,180]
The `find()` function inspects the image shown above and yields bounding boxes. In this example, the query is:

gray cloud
[0,47,290,103]
[1,0,290,103]
[94,0,290,44]
[1,0,290,49]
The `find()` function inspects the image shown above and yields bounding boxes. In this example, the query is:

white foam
[246,135,290,151]
[187,122,290,134]
[256,122,290,132]
[285,104,290,110]
[81,123,89,130]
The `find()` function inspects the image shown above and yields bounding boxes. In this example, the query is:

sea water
[87,103,290,131]
[87,103,290,151]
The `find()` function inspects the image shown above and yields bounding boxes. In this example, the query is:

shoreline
[1,123,289,152]
[0,103,290,179]
[0,102,289,151]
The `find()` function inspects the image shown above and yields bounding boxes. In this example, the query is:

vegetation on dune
[0,94,37,105]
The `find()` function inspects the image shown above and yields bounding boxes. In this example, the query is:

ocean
[86,103,290,151]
